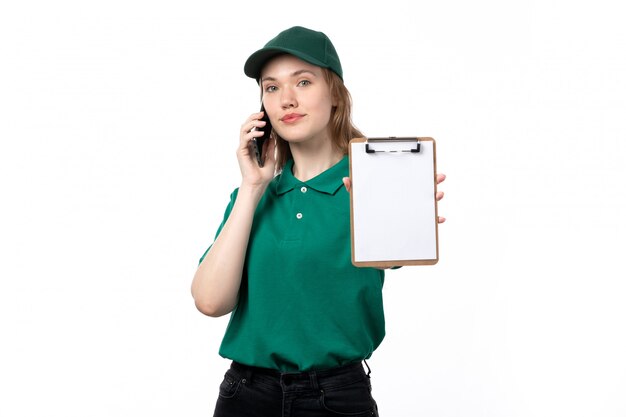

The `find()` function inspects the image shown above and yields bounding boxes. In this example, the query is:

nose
[280,86,297,109]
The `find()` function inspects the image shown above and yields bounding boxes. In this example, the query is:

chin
[275,130,307,143]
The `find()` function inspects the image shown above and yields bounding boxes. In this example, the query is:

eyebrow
[261,69,318,83]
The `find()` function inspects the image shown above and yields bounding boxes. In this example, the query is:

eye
[264,85,278,93]
[297,80,311,87]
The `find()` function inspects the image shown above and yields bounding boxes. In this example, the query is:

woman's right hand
[192,111,277,317]
[237,111,277,189]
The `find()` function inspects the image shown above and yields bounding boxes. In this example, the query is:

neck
[290,140,343,182]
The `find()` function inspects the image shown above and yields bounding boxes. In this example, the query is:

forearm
[191,185,266,317]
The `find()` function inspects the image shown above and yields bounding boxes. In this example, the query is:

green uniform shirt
[200,156,385,372]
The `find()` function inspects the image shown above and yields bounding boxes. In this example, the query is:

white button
[296,213,303,219]
[301,186,307,193]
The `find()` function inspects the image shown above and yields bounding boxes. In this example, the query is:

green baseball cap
[244,26,343,81]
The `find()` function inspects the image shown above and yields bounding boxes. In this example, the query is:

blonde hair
[264,68,364,171]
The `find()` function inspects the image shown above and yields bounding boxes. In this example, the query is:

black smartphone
[252,105,272,167]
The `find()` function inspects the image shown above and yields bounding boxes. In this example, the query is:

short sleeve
[197,188,240,265]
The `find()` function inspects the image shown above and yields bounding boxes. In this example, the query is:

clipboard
[349,137,439,267]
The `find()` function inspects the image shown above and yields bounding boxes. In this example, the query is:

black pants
[213,361,379,417]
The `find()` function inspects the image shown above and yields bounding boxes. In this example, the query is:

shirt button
[296,213,303,219]
[301,186,308,193]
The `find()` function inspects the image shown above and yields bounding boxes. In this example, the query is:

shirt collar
[275,155,348,196]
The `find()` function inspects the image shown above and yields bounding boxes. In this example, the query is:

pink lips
[280,113,304,124]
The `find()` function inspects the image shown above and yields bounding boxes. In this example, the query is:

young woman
[192,26,446,417]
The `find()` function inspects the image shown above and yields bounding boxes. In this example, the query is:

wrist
[238,181,268,202]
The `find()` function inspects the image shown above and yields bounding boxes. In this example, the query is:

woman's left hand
[342,173,447,224]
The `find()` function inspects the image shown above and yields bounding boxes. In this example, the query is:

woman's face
[260,55,335,147]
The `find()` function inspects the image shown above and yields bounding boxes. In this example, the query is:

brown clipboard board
[349,137,439,267]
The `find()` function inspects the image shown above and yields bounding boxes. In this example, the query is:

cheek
[310,92,334,116]
[262,97,280,123]
[318,98,334,124]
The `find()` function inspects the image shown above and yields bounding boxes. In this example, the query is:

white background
[1,1,625,416]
